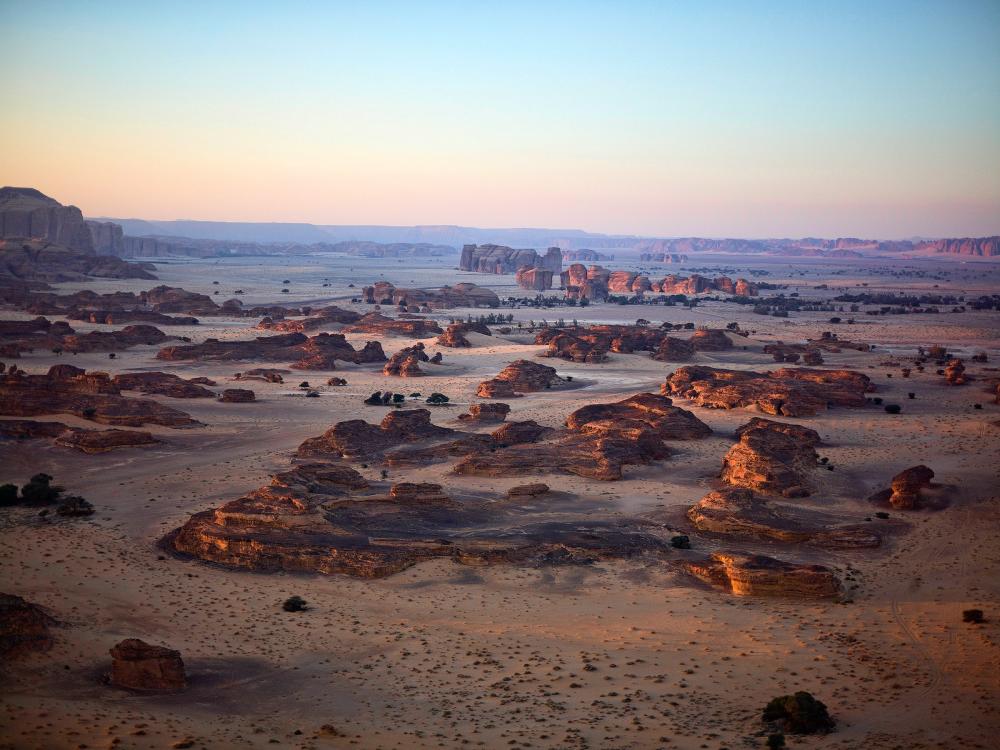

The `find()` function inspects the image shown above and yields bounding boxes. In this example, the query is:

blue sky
[2,0,998,237]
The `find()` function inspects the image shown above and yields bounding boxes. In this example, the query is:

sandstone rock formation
[62,325,174,353]
[458,403,510,423]
[113,372,216,398]
[870,465,936,510]
[297,409,454,460]
[108,639,186,691]
[541,332,608,363]
[565,393,711,440]
[477,360,564,398]
[560,267,757,300]
[720,418,821,497]
[944,359,967,385]
[685,552,842,598]
[686,488,879,548]
[0,364,199,427]
[0,419,160,453]
[169,463,668,578]
[460,244,561,276]
[157,331,386,370]
[343,312,443,337]
[437,322,491,347]
[534,324,734,364]
[663,366,872,416]
[506,483,550,498]
[362,282,499,308]
[1,239,156,282]
[515,266,553,291]
[383,343,430,377]
[219,388,255,403]
[1,187,95,251]
[0,593,56,658]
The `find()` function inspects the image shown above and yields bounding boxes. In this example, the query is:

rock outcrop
[1,239,156,282]
[0,419,160,453]
[869,465,936,510]
[565,393,711,440]
[383,343,430,377]
[0,593,57,658]
[477,360,564,398]
[108,639,186,691]
[157,331,386,369]
[685,552,842,598]
[437,322,491,347]
[686,488,879,548]
[720,418,821,497]
[515,266,553,291]
[112,372,216,398]
[297,409,454,460]
[1,187,95,251]
[0,364,199,427]
[458,403,510,423]
[362,282,499,309]
[460,244,561,276]
[219,388,255,403]
[560,267,757,300]
[343,312,443,337]
[663,366,872,416]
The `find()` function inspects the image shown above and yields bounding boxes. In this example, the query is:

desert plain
[2,252,999,750]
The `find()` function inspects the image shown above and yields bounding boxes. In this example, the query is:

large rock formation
[460,244,562,276]
[515,266,553,291]
[383,343,430,377]
[0,187,95,251]
[0,364,199,427]
[1,239,156,282]
[0,419,160,453]
[169,463,668,578]
[565,393,711,440]
[112,372,216,398]
[343,312,443,337]
[720,418,821,497]
[477,359,564,398]
[0,593,57,658]
[663,366,872,416]
[687,488,879,548]
[685,552,842,598]
[560,266,757,300]
[437,322,491,347]
[458,402,511,423]
[534,324,735,365]
[297,409,455,460]
[362,282,499,309]
[108,639,186,691]
[157,331,386,369]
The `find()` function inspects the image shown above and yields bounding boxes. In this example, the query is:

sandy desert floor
[2,254,999,750]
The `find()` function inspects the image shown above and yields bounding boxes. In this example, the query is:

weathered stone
[109,639,186,691]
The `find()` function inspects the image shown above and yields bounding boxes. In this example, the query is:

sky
[1,0,999,239]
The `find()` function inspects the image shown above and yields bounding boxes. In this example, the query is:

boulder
[108,639,186,692]
[219,388,255,403]
[686,552,842,598]
[721,418,821,496]
[0,593,56,658]
[458,403,510,423]
[477,359,563,398]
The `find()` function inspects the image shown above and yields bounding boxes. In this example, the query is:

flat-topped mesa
[869,465,936,510]
[515,266,554,291]
[460,244,562,276]
[721,418,821,497]
[342,312,443,337]
[0,419,160,453]
[297,408,455,461]
[477,359,564,398]
[663,365,872,417]
[562,249,613,262]
[383,343,430,377]
[362,281,499,309]
[640,252,688,263]
[685,552,842,598]
[112,372,216,398]
[438,321,491,348]
[565,393,711,440]
[156,331,386,369]
[687,488,880,548]
[0,364,199,427]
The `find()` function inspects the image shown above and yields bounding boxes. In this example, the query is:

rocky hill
[0,187,94,251]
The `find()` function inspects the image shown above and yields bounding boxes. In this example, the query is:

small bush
[20,474,62,506]
[0,484,18,506]
[762,691,834,734]
[426,393,450,405]
[884,404,902,414]
[766,733,786,749]
[282,596,308,612]
[670,535,691,550]
[962,609,984,624]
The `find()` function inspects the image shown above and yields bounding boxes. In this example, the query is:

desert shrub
[670,535,691,550]
[962,609,984,624]
[20,474,62,506]
[875,512,890,519]
[56,496,94,517]
[0,484,18,506]
[282,596,308,612]
[884,404,902,414]
[766,733,786,749]
[908,392,915,399]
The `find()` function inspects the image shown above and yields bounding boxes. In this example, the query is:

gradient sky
[2,0,999,238]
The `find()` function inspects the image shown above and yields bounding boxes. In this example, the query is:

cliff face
[86,220,125,255]
[0,187,94,252]
[918,237,1000,257]
[460,244,562,276]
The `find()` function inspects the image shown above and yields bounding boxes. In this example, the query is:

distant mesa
[362,281,499,309]
[560,265,757,301]
[562,248,613,262]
